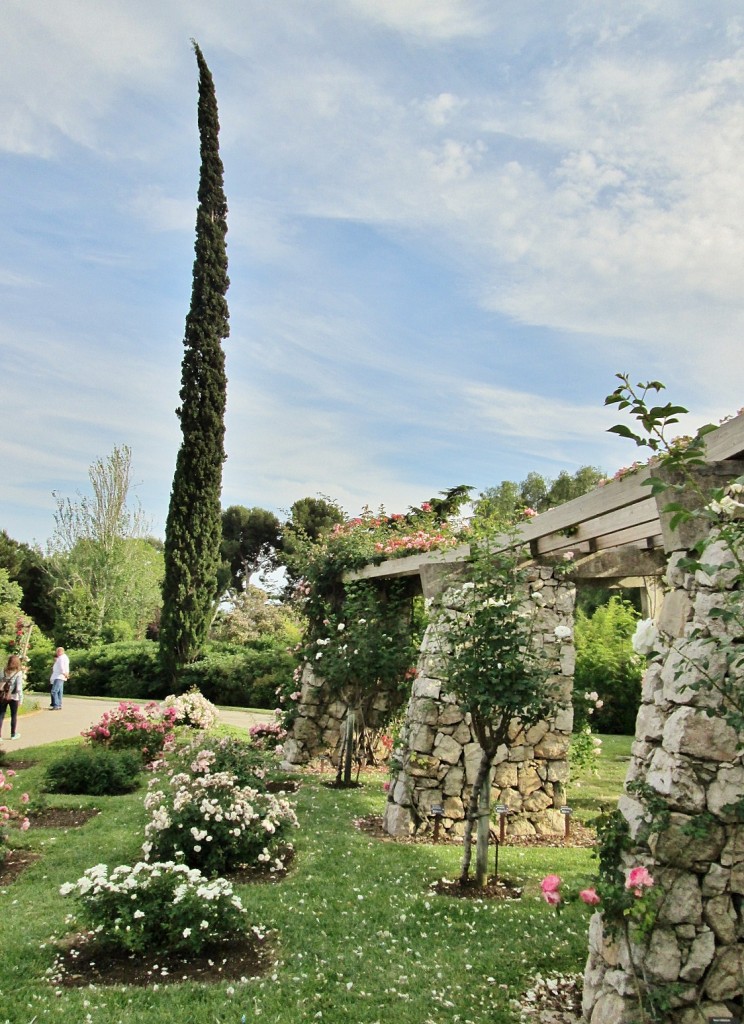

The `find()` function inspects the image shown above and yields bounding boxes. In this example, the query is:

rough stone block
[433,733,462,765]
[663,706,738,761]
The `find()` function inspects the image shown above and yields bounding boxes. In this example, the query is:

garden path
[2,695,273,751]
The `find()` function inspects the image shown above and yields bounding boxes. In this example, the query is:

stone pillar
[383,563,576,838]
[582,523,744,1023]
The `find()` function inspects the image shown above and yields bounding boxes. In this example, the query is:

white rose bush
[162,687,219,730]
[59,861,251,956]
[143,762,298,876]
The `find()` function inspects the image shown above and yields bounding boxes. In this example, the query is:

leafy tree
[287,496,344,542]
[219,506,282,594]
[433,539,563,886]
[302,580,417,785]
[210,584,302,647]
[47,448,162,646]
[160,41,229,684]
[473,466,605,528]
[0,531,55,632]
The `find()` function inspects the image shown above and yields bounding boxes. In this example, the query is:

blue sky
[2,1,743,546]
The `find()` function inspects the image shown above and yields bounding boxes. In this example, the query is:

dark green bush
[574,596,643,734]
[43,746,143,796]
[36,638,295,710]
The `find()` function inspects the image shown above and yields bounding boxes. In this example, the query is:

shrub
[143,763,298,876]
[44,747,143,796]
[57,641,163,699]
[59,861,255,956]
[162,687,218,730]
[0,768,30,862]
[177,644,296,709]
[248,720,286,751]
[574,596,643,734]
[166,734,282,790]
[83,701,177,763]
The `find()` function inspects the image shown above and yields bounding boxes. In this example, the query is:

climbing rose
[625,866,654,896]
[579,888,601,905]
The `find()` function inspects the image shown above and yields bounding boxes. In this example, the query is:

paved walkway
[1,695,274,752]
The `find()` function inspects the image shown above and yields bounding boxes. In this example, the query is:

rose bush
[59,860,255,956]
[162,687,218,730]
[83,701,177,763]
[142,762,298,876]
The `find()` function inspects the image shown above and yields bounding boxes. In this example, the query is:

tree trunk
[460,747,493,885]
[342,707,356,786]
[474,764,493,887]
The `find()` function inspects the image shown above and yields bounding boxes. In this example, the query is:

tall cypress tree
[160,41,229,684]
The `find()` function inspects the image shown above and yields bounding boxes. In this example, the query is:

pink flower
[382,781,390,793]
[543,889,561,906]
[579,888,601,905]
[540,874,561,893]
[21,793,29,804]
[20,817,30,831]
[626,866,654,896]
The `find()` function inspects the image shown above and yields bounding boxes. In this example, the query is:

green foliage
[167,732,284,789]
[43,746,142,796]
[219,505,282,593]
[438,544,557,734]
[178,642,296,709]
[473,466,605,529]
[47,447,163,647]
[574,597,642,734]
[0,530,56,632]
[60,641,163,698]
[160,43,229,680]
[210,584,303,646]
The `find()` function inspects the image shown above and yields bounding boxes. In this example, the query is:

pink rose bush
[83,701,178,763]
[625,865,654,897]
[0,769,30,856]
[248,719,287,752]
[541,865,655,919]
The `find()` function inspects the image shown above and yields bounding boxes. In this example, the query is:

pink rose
[540,874,561,893]
[626,866,654,896]
[543,889,561,906]
[21,793,29,804]
[20,817,30,831]
[579,888,601,905]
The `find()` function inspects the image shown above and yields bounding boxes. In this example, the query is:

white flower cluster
[162,688,219,730]
[706,480,744,518]
[142,762,298,873]
[59,860,248,955]
[631,618,659,656]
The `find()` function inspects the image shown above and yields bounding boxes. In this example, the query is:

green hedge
[35,639,292,709]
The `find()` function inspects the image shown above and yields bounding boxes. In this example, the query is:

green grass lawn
[0,734,632,1024]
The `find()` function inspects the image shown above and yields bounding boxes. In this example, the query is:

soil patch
[53,929,272,988]
[29,807,101,829]
[0,847,41,885]
[323,780,362,790]
[265,779,300,794]
[0,758,38,771]
[430,876,523,900]
[354,814,596,848]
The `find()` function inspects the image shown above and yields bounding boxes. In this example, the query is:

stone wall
[582,527,744,1023]
[383,563,576,838]
[281,662,399,767]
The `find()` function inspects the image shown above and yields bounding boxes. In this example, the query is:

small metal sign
[430,803,444,816]
[494,804,508,814]
[560,806,572,814]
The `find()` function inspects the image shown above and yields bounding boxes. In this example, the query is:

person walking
[1,654,24,739]
[50,646,69,710]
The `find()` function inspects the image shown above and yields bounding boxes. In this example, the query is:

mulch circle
[29,807,101,829]
[430,876,523,900]
[354,814,596,848]
[0,847,41,885]
[0,758,38,771]
[54,929,273,988]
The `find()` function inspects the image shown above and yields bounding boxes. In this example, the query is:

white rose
[631,618,658,656]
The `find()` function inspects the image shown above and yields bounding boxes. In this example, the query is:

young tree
[160,42,229,683]
[434,539,565,887]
